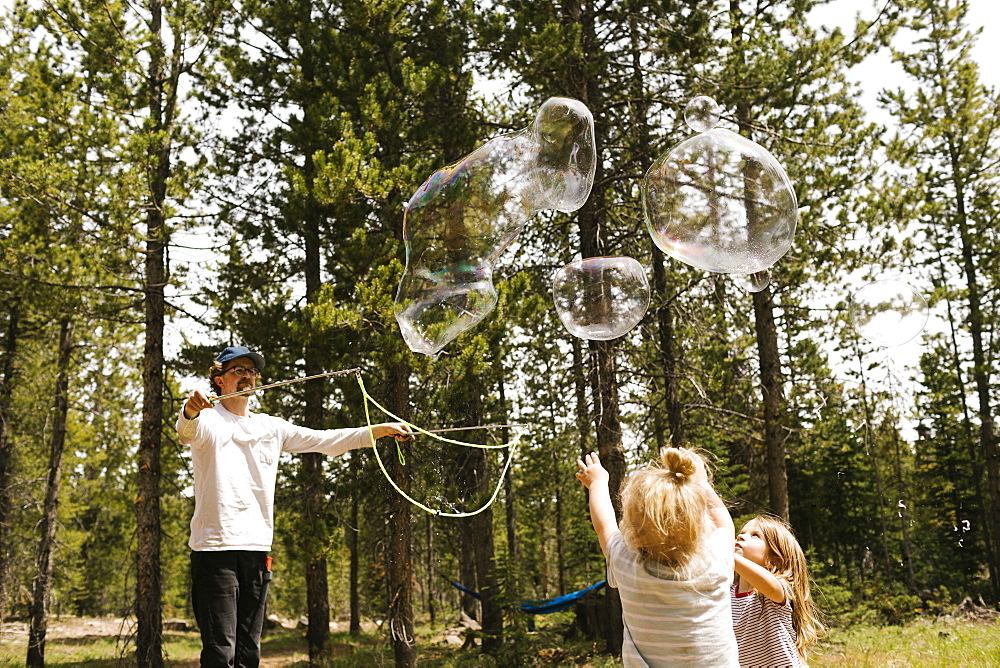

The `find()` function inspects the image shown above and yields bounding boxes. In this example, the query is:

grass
[0,614,997,666]
[810,616,1000,667]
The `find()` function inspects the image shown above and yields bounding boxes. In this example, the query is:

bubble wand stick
[211,367,361,402]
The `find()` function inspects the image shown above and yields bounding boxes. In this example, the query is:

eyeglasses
[226,366,260,378]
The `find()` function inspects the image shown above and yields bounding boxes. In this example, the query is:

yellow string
[356,373,516,518]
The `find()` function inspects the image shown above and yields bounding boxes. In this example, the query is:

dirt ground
[0,616,310,666]
[1,616,133,639]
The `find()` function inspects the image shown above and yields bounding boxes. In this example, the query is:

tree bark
[0,300,19,620]
[891,428,917,592]
[385,362,416,667]
[26,318,73,667]
[751,287,789,519]
[348,462,362,636]
[651,249,685,449]
[137,2,169,662]
[566,0,626,650]
[946,134,1000,601]
[855,348,895,584]
[934,248,1000,597]
[459,376,502,654]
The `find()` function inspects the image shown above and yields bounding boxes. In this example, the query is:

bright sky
[812,0,1000,96]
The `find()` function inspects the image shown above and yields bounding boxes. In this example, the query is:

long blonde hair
[744,515,824,657]
[619,448,717,576]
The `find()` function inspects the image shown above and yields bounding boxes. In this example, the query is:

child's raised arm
[690,451,734,536]
[734,554,786,603]
[576,452,620,557]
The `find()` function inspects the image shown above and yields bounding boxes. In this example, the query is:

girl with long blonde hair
[576,448,739,666]
[733,515,824,666]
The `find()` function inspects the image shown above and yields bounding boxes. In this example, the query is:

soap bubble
[733,269,771,293]
[684,96,721,133]
[642,104,797,276]
[552,257,650,341]
[396,98,596,355]
[849,279,928,348]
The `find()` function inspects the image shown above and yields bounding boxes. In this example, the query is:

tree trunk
[301,452,329,659]
[934,248,1000,597]
[348,462,362,636]
[300,13,332,651]
[426,514,436,627]
[855,349,895,584]
[458,376,502,654]
[571,338,591,457]
[137,2,169,662]
[561,1,626,650]
[892,428,917,592]
[730,0,789,517]
[385,362,416,667]
[628,10,684,452]
[651,249,685,449]
[499,364,519,598]
[26,318,73,667]
[947,136,1000,601]
[457,520,478,620]
[0,299,19,620]
[751,287,789,519]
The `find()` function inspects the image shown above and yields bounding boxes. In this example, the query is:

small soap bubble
[733,270,771,293]
[551,257,650,341]
[849,279,928,348]
[642,104,797,275]
[395,98,596,355]
[684,96,721,133]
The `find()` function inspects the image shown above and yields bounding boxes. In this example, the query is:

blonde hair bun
[619,447,714,573]
[660,447,698,482]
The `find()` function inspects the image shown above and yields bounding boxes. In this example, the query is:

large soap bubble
[850,279,929,348]
[396,98,596,356]
[642,96,797,275]
[552,257,650,341]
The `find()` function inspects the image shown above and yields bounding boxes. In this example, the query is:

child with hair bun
[576,449,739,667]
[733,515,824,667]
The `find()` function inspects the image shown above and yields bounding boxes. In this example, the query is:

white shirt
[606,527,740,667]
[177,404,372,551]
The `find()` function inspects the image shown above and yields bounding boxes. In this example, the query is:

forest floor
[1,612,999,666]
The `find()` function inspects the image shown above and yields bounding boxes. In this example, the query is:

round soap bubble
[733,269,770,293]
[642,101,797,276]
[551,257,650,341]
[396,98,596,356]
[684,96,721,133]
[849,279,929,348]
[394,262,498,356]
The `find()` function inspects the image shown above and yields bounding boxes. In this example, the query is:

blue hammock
[451,579,607,615]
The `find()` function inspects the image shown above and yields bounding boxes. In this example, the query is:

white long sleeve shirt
[177,403,373,551]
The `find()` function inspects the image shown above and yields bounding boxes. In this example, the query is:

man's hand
[184,390,215,420]
[371,422,415,442]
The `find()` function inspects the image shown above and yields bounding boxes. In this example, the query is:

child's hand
[689,450,710,486]
[576,452,609,489]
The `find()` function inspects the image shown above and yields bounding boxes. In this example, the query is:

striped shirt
[606,528,739,667]
[731,582,801,667]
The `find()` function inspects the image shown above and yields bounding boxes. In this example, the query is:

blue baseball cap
[215,345,265,370]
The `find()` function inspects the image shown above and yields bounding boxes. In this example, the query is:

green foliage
[5,2,1000,666]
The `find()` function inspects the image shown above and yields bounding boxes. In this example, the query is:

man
[178,345,412,667]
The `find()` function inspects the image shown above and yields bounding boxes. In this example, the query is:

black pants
[190,551,271,667]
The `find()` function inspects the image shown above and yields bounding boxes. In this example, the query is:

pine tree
[883,0,1000,599]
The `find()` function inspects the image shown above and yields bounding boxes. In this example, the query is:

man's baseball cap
[215,346,265,370]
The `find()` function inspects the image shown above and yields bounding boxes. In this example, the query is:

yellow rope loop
[355,372,518,518]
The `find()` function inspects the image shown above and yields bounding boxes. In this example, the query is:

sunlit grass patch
[811,617,1000,667]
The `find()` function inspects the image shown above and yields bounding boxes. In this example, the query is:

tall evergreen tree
[883,0,1000,599]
